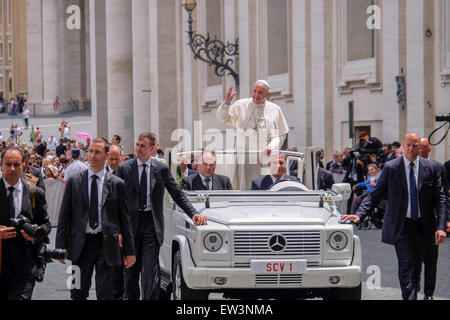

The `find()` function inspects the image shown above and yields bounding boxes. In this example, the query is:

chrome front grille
[234,231,321,257]
[255,275,303,287]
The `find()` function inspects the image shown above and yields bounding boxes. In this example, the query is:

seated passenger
[182,151,233,191]
[350,164,381,214]
[252,153,300,190]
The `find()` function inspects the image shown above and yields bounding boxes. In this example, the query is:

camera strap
[24,182,37,209]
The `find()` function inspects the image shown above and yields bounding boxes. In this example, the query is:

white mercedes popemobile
[159,149,362,300]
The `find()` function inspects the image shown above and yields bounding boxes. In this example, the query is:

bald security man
[342,133,447,300]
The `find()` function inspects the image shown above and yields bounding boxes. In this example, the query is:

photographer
[343,132,383,211]
[0,146,51,300]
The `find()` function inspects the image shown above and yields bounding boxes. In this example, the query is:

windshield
[172,150,307,192]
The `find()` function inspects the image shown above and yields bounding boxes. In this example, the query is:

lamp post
[182,0,240,87]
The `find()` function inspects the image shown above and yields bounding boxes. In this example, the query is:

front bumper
[183,265,361,290]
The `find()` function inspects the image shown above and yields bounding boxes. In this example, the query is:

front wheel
[172,251,209,300]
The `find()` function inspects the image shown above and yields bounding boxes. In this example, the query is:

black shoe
[423,296,434,300]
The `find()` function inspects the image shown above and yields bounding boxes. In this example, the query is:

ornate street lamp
[182,0,240,87]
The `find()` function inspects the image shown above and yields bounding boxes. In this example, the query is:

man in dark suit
[116,132,207,300]
[56,138,67,158]
[419,138,450,300]
[385,141,402,163]
[105,144,125,299]
[316,151,335,191]
[105,144,123,176]
[252,153,300,190]
[343,133,447,300]
[0,146,51,300]
[56,138,136,300]
[445,160,450,196]
[182,151,233,191]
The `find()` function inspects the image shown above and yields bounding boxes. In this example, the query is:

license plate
[250,260,307,275]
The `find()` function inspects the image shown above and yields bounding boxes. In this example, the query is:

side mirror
[332,183,351,201]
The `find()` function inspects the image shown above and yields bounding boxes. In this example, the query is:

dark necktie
[204,178,211,190]
[139,164,148,210]
[409,162,419,220]
[89,175,99,229]
[8,187,15,219]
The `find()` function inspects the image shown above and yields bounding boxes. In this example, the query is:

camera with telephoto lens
[35,243,66,262]
[435,113,450,122]
[10,215,47,241]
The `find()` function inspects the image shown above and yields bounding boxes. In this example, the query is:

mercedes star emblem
[268,234,287,252]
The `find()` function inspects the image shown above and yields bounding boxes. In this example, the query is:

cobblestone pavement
[32,227,450,300]
[0,110,93,145]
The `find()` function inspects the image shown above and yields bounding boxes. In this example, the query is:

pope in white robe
[215,80,290,189]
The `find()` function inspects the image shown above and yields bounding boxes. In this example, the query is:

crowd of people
[0,95,27,116]
[0,78,448,302]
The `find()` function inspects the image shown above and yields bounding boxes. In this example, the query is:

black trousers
[0,240,36,300]
[124,212,160,300]
[423,242,439,297]
[70,234,117,300]
[394,219,426,301]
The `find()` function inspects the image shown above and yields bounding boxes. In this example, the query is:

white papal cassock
[216,98,290,190]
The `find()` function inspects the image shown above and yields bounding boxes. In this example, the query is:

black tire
[172,251,209,300]
[363,219,372,230]
[324,283,362,300]
[159,287,172,300]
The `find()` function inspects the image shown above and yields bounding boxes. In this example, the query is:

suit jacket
[251,175,301,191]
[0,179,50,278]
[116,158,198,246]
[432,160,450,222]
[356,157,447,246]
[55,170,135,267]
[182,173,233,191]
[385,153,396,163]
[317,167,335,191]
[445,160,450,194]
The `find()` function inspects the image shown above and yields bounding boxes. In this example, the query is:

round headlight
[203,232,223,252]
[329,231,348,251]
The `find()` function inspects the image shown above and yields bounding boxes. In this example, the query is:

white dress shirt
[4,179,23,218]
[86,169,105,233]
[137,158,152,210]
[403,156,421,219]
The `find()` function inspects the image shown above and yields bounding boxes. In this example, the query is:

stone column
[238,0,251,97]
[26,0,44,108]
[181,4,193,133]
[291,0,308,151]
[41,0,60,112]
[148,0,160,137]
[89,0,107,138]
[157,0,179,149]
[310,0,333,151]
[382,0,401,142]
[105,0,133,154]
[406,0,427,136]
[132,0,151,140]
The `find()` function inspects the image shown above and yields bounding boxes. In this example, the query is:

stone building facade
[27,0,449,161]
[0,0,28,99]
